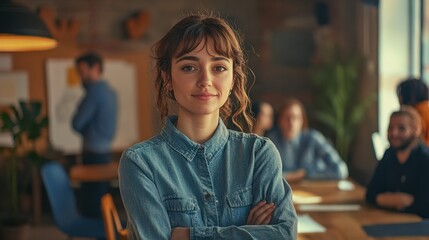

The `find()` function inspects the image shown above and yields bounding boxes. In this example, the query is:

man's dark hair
[75,52,104,72]
[397,77,429,105]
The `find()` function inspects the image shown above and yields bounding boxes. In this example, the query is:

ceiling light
[0,0,57,52]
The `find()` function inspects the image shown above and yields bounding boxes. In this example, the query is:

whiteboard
[46,58,138,154]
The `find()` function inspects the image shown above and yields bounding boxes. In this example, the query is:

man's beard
[390,136,416,151]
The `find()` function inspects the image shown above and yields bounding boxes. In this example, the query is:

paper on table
[299,204,361,212]
[298,214,326,233]
[293,190,322,204]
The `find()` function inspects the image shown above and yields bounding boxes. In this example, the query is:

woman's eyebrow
[212,56,230,62]
[175,55,231,63]
[175,56,198,63]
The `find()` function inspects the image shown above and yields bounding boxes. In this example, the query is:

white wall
[378,0,420,147]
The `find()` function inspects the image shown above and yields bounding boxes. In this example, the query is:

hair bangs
[174,27,206,58]
[174,22,235,60]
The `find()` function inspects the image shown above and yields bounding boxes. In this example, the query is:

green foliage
[0,100,49,221]
[312,55,375,161]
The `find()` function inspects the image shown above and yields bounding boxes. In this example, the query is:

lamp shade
[0,0,57,52]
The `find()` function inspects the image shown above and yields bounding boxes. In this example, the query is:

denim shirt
[119,116,297,240]
[72,80,117,153]
[266,128,348,179]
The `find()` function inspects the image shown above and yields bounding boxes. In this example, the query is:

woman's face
[168,39,234,119]
[257,103,274,131]
[278,104,303,140]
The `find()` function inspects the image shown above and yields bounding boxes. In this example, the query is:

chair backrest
[371,132,389,161]
[101,193,128,240]
[41,161,80,232]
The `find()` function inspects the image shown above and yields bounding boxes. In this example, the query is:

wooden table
[291,180,425,240]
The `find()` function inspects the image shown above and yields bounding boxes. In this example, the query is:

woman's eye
[214,66,227,72]
[182,65,196,72]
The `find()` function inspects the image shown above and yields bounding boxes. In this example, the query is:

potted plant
[312,52,375,161]
[0,100,49,240]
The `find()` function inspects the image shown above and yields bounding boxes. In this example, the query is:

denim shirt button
[204,192,211,201]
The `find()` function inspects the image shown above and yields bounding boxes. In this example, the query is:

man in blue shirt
[72,52,118,217]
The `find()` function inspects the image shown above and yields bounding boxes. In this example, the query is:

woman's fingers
[246,201,266,224]
[253,204,276,224]
[261,214,273,225]
[246,201,276,225]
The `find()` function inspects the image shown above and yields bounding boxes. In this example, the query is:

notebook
[363,220,429,237]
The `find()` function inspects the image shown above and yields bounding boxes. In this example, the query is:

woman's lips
[192,93,217,100]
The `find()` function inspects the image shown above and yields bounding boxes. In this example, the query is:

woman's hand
[170,201,276,239]
[246,201,276,225]
[171,227,190,240]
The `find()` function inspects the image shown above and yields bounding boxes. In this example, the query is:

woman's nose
[197,68,212,87]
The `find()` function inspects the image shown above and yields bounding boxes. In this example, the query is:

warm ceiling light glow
[0,34,57,52]
[0,0,57,52]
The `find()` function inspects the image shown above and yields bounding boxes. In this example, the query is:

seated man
[366,106,429,218]
[266,98,348,182]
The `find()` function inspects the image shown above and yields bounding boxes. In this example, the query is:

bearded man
[366,106,429,218]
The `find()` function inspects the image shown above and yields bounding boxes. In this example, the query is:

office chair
[41,161,106,240]
[101,193,128,240]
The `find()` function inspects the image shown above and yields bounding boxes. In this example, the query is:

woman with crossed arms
[119,14,297,240]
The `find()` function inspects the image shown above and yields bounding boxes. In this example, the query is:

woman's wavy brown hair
[152,14,253,132]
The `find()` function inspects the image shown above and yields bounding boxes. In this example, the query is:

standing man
[72,52,118,217]
[366,106,429,218]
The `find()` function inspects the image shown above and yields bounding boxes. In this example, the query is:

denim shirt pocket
[226,186,253,225]
[163,196,199,228]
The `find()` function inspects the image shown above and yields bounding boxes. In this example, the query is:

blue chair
[41,161,106,239]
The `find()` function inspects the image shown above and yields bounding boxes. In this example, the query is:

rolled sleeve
[119,149,172,240]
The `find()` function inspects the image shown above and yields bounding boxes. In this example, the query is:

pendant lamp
[0,0,57,52]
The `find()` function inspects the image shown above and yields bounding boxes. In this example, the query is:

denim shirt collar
[161,116,229,162]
